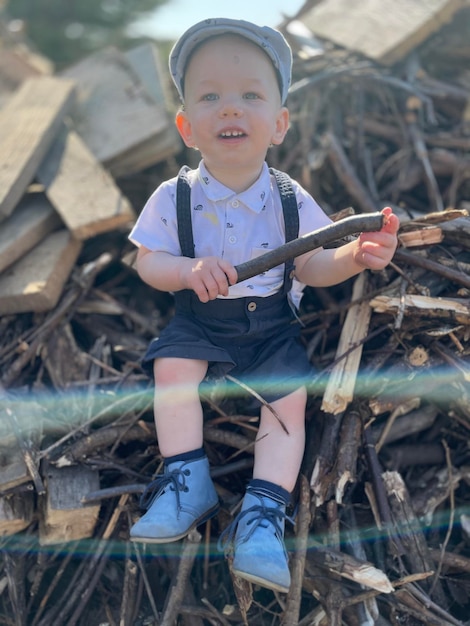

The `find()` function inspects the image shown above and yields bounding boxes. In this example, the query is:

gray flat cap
[169,17,292,104]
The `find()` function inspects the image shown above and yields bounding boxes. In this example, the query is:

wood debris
[1,0,470,624]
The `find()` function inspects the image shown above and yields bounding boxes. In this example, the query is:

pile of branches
[1,6,470,626]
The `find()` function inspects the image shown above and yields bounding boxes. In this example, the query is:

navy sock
[247,479,291,506]
[164,447,205,466]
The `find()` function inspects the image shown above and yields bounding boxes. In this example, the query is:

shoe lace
[139,467,189,510]
[218,501,294,553]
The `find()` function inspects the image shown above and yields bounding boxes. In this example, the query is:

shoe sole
[231,567,290,594]
[130,503,220,544]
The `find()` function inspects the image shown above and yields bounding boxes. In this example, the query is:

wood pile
[0,0,469,624]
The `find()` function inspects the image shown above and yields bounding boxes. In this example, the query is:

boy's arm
[135,246,237,303]
[295,208,400,288]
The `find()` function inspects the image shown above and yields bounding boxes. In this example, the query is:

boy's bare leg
[254,386,307,492]
[152,357,208,457]
[130,357,216,543]
[224,387,307,592]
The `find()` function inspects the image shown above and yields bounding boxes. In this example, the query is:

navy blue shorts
[141,290,313,404]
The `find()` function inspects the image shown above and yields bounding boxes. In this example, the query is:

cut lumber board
[105,128,181,179]
[301,0,466,66]
[0,76,75,222]
[0,193,61,273]
[125,42,170,109]
[37,126,135,240]
[39,464,100,545]
[0,230,82,315]
[0,492,34,536]
[61,46,180,175]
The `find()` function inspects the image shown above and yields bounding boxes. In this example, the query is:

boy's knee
[153,357,208,386]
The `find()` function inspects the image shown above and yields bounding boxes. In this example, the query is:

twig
[225,374,289,434]
[429,439,455,597]
[281,474,312,626]
[235,212,383,282]
[160,530,202,626]
[394,248,470,290]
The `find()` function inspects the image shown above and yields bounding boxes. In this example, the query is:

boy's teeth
[221,131,243,137]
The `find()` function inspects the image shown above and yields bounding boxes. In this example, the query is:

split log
[370,293,470,325]
[306,543,394,594]
[38,462,100,545]
[0,456,31,493]
[0,491,34,536]
[310,273,372,505]
[320,272,372,415]
[382,471,447,606]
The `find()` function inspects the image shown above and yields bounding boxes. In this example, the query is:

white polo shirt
[129,161,332,307]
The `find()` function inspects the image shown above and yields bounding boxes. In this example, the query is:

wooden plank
[301,0,466,65]
[36,126,135,240]
[106,127,182,178]
[39,464,100,545]
[0,76,76,222]
[0,230,82,315]
[60,47,174,166]
[0,193,61,273]
[125,42,170,109]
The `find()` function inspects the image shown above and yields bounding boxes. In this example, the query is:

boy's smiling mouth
[219,129,246,138]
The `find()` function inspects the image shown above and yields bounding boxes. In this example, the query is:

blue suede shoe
[219,489,292,593]
[130,455,219,543]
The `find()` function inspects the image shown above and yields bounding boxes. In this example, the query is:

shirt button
[247,302,257,312]
[228,235,237,244]
[231,200,239,208]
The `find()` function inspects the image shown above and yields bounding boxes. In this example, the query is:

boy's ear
[271,107,290,146]
[175,109,196,148]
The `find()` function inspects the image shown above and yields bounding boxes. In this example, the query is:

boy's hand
[180,256,238,302]
[353,207,400,271]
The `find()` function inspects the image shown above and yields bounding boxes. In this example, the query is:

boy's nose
[219,100,243,117]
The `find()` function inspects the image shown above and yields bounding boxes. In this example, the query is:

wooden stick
[235,213,384,283]
[161,529,202,626]
[282,474,312,626]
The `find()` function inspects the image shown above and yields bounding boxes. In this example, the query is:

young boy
[128,18,399,593]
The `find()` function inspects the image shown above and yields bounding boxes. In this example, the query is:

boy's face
[175,35,289,186]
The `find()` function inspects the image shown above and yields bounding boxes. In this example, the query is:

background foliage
[3,0,169,67]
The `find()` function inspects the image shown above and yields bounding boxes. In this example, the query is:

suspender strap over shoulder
[176,165,195,258]
[269,168,299,245]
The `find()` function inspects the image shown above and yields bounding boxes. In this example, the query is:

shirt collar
[197,160,271,214]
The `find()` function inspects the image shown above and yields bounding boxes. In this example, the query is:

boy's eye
[244,92,260,100]
[202,93,219,101]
